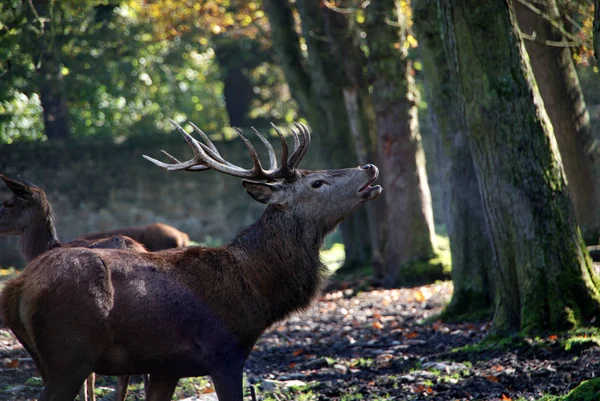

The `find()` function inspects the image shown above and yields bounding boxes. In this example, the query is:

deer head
[144,121,382,240]
[0,175,53,236]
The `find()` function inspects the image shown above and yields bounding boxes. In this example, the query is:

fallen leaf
[373,311,383,320]
[289,362,296,369]
[373,321,384,330]
[202,387,216,394]
[5,359,19,369]
[405,331,419,339]
[292,349,304,357]
[413,289,425,302]
[414,384,434,394]
[432,320,445,331]
[491,364,504,372]
[548,334,558,341]
[486,375,500,383]
[501,394,512,401]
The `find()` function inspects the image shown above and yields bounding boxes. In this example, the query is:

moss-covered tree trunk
[514,0,600,245]
[413,0,494,318]
[439,0,600,334]
[264,0,372,268]
[364,0,437,286]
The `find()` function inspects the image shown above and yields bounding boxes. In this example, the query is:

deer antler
[143,120,311,180]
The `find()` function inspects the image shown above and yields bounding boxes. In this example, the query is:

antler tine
[143,154,200,171]
[270,123,290,175]
[189,122,221,157]
[160,150,212,171]
[234,128,265,175]
[295,123,312,168]
[188,122,238,167]
[287,123,306,169]
[160,150,182,164]
[251,127,278,171]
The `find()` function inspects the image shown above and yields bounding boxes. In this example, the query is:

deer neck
[229,205,327,322]
[19,213,60,262]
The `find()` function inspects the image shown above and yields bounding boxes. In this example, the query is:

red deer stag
[0,175,147,401]
[0,121,382,401]
[79,222,189,251]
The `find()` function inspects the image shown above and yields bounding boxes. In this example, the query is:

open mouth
[358,168,380,193]
[358,169,382,200]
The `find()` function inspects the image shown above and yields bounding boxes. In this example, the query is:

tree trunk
[322,4,386,280]
[439,0,600,334]
[264,0,372,269]
[364,0,437,286]
[413,0,495,318]
[213,34,270,127]
[514,0,600,244]
[34,0,70,140]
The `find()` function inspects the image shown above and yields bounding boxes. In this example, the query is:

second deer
[79,222,189,251]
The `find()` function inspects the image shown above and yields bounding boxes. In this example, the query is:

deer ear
[18,175,39,189]
[1,175,34,200]
[241,180,285,204]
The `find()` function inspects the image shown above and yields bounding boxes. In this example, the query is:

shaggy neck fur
[230,204,328,326]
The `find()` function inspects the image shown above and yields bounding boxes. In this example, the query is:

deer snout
[362,164,376,171]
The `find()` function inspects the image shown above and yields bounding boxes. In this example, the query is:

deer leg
[115,375,130,401]
[38,370,90,401]
[145,375,179,401]
[211,368,244,401]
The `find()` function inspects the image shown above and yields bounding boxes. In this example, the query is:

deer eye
[311,180,325,189]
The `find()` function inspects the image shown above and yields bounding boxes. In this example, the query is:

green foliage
[0,0,294,143]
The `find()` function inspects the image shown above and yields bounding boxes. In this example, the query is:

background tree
[364,0,439,286]
[514,0,600,244]
[413,0,495,318]
[264,0,373,270]
[439,0,600,334]
[318,1,386,280]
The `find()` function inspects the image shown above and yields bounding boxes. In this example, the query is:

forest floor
[1,276,600,401]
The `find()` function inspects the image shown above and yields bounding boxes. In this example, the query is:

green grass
[536,378,600,400]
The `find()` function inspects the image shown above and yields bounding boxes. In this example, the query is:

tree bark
[514,0,600,244]
[364,0,437,286]
[413,0,495,317]
[439,0,600,334]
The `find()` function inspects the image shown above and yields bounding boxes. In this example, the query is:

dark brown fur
[0,146,382,400]
[79,223,190,251]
